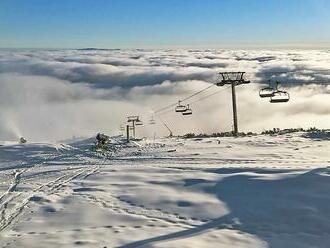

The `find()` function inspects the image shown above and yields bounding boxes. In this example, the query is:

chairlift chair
[175,101,187,113]
[149,115,156,125]
[259,86,275,98]
[135,119,143,126]
[182,104,192,115]
[259,81,276,98]
[269,90,290,103]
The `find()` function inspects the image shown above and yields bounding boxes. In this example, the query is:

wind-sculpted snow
[0,133,329,247]
[0,49,329,141]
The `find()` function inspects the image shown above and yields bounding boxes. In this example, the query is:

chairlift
[182,104,192,116]
[135,119,143,126]
[259,80,276,98]
[259,86,275,98]
[270,90,290,103]
[149,115,156,125]
[175,101,187,113]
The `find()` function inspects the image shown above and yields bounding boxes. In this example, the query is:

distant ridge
[77,48,120,51]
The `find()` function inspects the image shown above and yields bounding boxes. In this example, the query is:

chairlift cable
[155,107,175,116]
[180,84,215,102]
[153,83,215,114]
[188,85,231,105]
[155,85,230,116]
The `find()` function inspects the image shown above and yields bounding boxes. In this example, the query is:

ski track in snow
[0,132,329,247]
[0,142,105,234]
[0,166,100,232]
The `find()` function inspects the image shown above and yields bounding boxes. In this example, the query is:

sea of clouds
[0,48,329,141]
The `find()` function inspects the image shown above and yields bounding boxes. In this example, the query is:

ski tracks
[0,164,100,233]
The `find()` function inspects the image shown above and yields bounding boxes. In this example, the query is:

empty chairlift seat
[149,115,156,125]
[135,119,143,126]
[175,101,187,112]
[182,104,192,115]
[270,90,290,103]
[259,86,275,98]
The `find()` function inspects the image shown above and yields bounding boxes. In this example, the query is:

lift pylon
[217,72,250,135]
[127,115,143,138]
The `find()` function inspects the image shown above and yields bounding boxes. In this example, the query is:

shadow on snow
[120,167,330,248]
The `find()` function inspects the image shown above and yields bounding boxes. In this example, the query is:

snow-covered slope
[0,132,329,248]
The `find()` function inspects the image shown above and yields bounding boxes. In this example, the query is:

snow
[0,132,330,247]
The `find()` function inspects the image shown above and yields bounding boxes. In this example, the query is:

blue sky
[1,0,330,48]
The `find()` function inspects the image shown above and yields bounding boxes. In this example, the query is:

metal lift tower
[127,115,143,139]
[217,72,250,135]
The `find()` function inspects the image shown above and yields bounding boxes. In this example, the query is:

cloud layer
[0,48,329,141]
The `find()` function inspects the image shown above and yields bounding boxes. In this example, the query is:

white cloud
[0,49,329,141]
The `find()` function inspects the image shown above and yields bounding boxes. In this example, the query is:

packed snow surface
[0,132,329,248]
